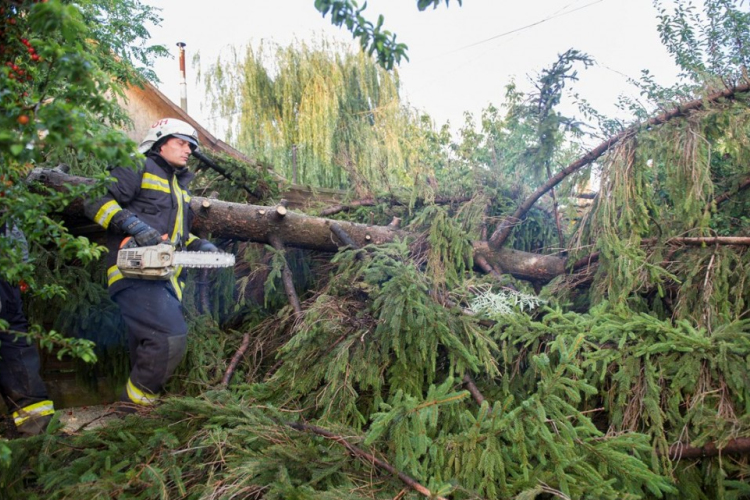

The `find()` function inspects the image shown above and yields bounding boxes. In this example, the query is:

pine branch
[286,421,448,500]
[667,437,750,460]
[192,149,263,200]
[462,373,485,405]
[474,254,505,281]
[330,222,364,261]
[713,175,750,206]
[319,197,377,216]
[489,82,750,249]
[570,251,600,271]
[661,236,750,245]
[268,234,302,315]
[222,331,251,386]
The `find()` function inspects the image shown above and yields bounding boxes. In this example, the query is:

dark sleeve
[83,166,142,230]
[185,234,209,251]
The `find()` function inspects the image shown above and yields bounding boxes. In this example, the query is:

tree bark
[222,331,251,386]
[667,437,750,460]
[30,169,568,283]
[268,234,303,315]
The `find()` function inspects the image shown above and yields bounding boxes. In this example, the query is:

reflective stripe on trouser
[125,378,158,406]
[13,399,54,427]
[0,280,52,421]
[114,281,188,403]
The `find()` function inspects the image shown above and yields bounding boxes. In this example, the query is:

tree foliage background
[2,0,750,499]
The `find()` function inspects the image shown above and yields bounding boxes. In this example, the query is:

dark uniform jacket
[85,153,207,301]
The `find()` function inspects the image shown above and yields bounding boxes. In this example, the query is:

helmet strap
[151,137,169,154]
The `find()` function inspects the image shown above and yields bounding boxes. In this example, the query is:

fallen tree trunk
[29,169,568,283]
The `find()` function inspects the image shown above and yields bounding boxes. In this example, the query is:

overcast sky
[143,0,681,136]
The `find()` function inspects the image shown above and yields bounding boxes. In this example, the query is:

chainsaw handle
[120,234,169,249]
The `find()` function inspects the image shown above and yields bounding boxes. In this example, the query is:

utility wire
[405,0,608,96]
[451,0,606,53]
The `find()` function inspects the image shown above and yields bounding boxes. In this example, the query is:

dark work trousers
[113,280,188,405]
[0,280,53,434]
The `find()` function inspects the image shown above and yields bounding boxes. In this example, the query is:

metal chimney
[177,42,188,113]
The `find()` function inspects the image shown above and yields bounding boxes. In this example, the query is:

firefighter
[0,220,55,436]
[84,118,218,411]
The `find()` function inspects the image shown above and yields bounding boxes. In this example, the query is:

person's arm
[186,234,219,252]
[84,166,162,247]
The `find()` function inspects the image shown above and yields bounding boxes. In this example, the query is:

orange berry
[17,114,29,125]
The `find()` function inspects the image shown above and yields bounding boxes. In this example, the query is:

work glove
[113,210,162,247]
[195,240,219,253]
[127,221,163,247]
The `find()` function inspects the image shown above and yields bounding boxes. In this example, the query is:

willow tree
[202,38,434,194]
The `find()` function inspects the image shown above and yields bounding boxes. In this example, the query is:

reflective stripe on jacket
[85,153,202,300]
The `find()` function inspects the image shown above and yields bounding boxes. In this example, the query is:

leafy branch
[313,0,462,69]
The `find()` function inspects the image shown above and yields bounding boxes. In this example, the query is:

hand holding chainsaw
[112,210,162,247]
[190,240,219,253]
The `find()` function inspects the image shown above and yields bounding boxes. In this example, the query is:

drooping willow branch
[489,82,750,250]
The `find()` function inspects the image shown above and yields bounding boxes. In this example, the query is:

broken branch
[489,82,750,249]
[268,234,303,315]
[222,331,252,386]
[287,421,448,500]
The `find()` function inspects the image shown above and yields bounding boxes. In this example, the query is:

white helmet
[138,118,199,154]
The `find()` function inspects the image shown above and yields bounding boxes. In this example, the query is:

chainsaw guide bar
[117,243,235,279]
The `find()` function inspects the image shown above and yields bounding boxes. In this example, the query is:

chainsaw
[117,242,235,279]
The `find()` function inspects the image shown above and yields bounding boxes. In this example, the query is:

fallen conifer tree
[9,83,750,498]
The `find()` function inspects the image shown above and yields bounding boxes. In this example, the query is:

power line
[402,0,610,105]
[451,0,606,54]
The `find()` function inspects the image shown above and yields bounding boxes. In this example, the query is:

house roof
[120,79,253,163]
